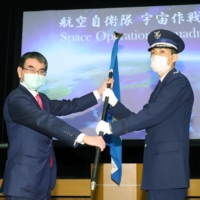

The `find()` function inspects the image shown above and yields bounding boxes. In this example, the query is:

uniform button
[145,144,147,147]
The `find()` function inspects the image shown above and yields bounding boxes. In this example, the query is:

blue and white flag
[104,36,122,185]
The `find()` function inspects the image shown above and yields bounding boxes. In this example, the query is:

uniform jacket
[0,84,97,199]
[110,68,194,190]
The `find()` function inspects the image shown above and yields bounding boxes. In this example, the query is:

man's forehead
[151,48,171,52]
[24,58,45,67]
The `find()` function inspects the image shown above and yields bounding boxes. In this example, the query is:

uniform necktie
[35,94,44,110]
[157,80,162,90]
[154,80,162,91]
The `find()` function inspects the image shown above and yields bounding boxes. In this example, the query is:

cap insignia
[154,31,161,39]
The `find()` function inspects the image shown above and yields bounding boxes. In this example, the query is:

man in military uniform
[96,29,194,200]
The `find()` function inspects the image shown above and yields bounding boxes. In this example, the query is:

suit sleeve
[110,76,193,136]
[42,92,97,116]
[7,92,97,147]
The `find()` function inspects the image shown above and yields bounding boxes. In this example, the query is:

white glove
[95,120,112,135]
[102,88,118,107]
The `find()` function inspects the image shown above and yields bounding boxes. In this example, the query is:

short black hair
[18,51,48,71]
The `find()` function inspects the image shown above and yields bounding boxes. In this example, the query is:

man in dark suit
[96,29,194,200]
[0,51,112,200]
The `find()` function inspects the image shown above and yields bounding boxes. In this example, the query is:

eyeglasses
[23,67,47,76]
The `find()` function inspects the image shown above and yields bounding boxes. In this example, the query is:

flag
[104,36,122,185]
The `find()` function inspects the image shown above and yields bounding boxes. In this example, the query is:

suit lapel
[149,68,177,102]
[18,84,43,110]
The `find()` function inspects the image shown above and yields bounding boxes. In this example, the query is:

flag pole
[90,31,123,191]
[90,71,113,191]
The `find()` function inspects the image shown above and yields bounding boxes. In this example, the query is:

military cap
[147,29,185,53]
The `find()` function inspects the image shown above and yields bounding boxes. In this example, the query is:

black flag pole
[90,31,123,191]
[90,70,113,191]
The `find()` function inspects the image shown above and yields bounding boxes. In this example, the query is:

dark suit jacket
[109,68,194,190]
[0,84,97,199]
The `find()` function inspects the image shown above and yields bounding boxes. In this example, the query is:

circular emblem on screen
[154,31,161,39]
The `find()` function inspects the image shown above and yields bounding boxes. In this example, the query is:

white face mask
[23,73,45,91]
[150,55,173,74]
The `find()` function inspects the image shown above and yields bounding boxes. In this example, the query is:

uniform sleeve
[110,76,193,136]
